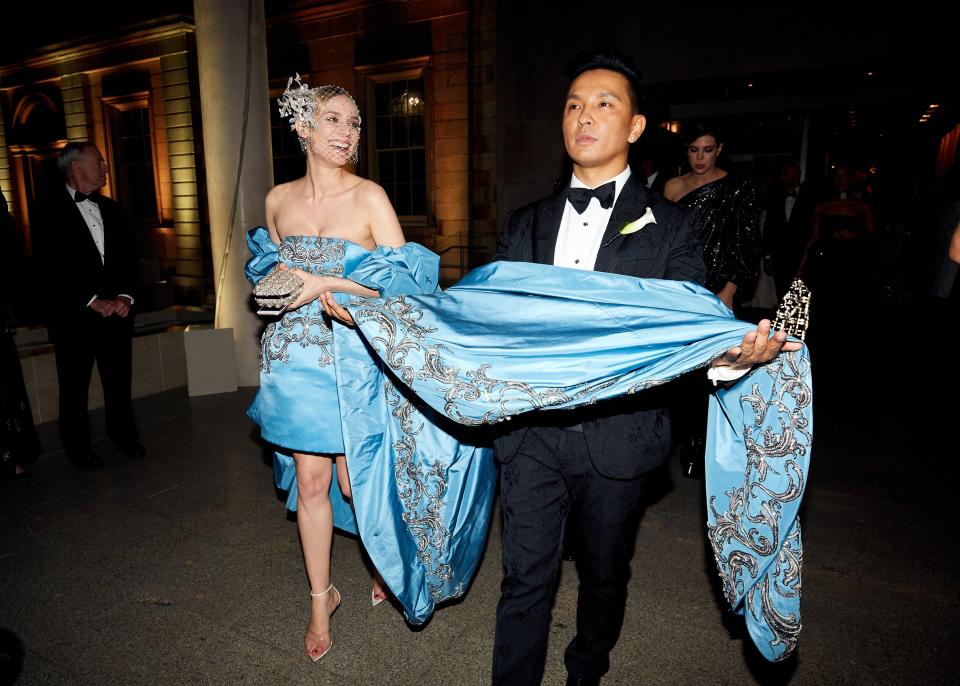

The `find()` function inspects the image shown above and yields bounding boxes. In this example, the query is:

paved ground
[1,332,958,684]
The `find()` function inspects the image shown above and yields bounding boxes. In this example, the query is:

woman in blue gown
[248,76,435,661]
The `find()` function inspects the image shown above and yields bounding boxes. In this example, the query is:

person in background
[33,143,144,470]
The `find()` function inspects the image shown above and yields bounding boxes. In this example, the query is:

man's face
[563,69,645,172]
[71,146,108,192]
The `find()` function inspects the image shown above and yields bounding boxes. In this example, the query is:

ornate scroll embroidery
[259,237,346,373]
[354,297,628,424]
[278,236,346,274]
[707,351,810,661]
[260,314,334,373]
[386,382,459,603]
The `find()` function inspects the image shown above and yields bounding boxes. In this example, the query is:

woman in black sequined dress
[664,125,763,477]
[664,124,762,309]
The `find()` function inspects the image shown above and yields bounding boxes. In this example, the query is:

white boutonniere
[621,207,657,234]
[603,207,657,247]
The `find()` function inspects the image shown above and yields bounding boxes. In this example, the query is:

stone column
[61,73,92,142]
[0,103,18,224]
[193,0,273,386]
[160,52,205,299]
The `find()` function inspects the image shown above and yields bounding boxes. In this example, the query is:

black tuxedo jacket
[493,174,704,479]
[647,171,667,196]
[762,184,814,282]
[33,187,139,337]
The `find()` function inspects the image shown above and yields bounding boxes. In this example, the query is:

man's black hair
[565,48,643,113]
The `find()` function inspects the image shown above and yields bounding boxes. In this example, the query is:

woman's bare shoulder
[267,179,302,205]
[351,178,389,201]
[663,175,688,201]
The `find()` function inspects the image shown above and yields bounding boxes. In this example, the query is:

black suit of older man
[34,143,142,468]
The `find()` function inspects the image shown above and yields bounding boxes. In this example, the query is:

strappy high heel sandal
[305,584,341,662]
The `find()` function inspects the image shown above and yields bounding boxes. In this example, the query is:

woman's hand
[277,263,334,311]
[320,291,355,326]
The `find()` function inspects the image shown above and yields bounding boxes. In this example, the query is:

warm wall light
[660,121,680,133]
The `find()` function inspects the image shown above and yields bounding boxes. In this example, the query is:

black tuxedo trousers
[52,313,137,457]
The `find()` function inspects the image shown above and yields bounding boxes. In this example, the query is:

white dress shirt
[67,184,134,307]
[67,183,105,263]
[784,191,798,222]
[554,166,632,271]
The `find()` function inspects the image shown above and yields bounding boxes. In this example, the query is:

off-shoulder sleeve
[345,242,440,297]
[244,227,279,284]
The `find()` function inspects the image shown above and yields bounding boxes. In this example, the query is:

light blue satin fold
[346,259,811,662]
[331,241,494,623]
[244,227,280,283]
[346,242,441,298]
[244,227,494,624]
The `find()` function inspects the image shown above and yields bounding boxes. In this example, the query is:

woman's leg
[294,452,340,658]
[334,455,386,604]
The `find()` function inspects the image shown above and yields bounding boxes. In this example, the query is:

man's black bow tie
[568,181,616,214]
[785,190,798,198]
[74,191,98,203]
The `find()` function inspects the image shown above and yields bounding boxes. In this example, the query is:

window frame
[356,57,432,229]
[102,92,160,227]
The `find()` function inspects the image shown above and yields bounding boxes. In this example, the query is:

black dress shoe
[70,451,105,470]
[118,442,146,459]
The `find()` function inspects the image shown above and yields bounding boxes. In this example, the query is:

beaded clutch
[772,279,811,341]
[253,269,304,314]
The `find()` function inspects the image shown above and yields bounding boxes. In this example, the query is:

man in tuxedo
[762,162,814,299]
[34,142,144,469]
[491,51,798,685]
[634,146,667,195]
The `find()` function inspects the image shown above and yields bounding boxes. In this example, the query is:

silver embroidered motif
[706,350,809,660]
[258,237,346,373]
[386,382,458,602]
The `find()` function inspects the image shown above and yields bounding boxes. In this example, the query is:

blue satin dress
[245,228,812,662]
[247,234,371,455]
[245,227,495,625]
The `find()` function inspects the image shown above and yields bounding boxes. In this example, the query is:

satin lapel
[593,175,653,273]
[532,192,566,265]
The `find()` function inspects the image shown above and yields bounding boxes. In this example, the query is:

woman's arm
[265,186,282,244]
[364,181,406,248]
